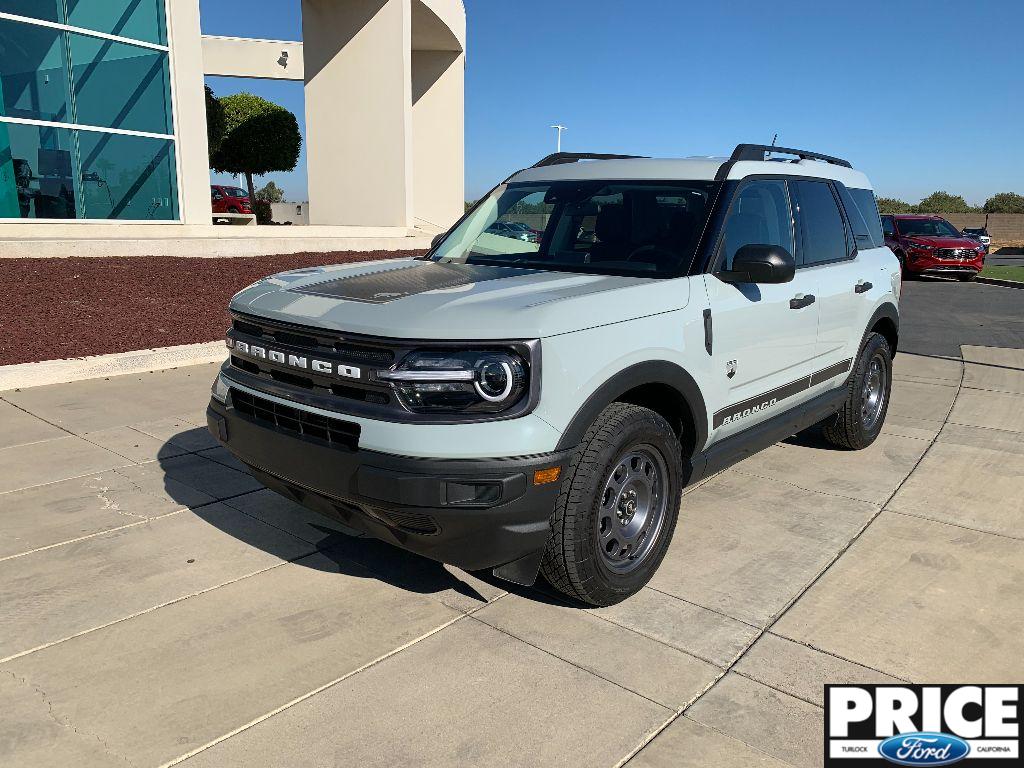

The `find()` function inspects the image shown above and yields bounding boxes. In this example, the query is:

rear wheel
[540,403,682,606]
[822,333,892,450]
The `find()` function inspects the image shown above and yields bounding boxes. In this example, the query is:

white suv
[208,144,900,606]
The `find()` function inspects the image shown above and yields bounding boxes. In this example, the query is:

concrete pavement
[1,339,1022,766]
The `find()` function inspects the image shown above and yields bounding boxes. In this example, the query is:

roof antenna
[767,133,778,160]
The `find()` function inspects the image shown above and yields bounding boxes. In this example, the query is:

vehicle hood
[903,235,981,249]
[229,258,691,339]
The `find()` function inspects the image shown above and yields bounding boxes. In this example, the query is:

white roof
[510,156,873,191]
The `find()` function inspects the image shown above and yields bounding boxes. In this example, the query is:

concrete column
[411,49,464,230]
[167,0,212,225]
[302,0,413,227]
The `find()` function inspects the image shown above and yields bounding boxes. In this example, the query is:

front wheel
[822,333,892,450]
[540,403,683,606]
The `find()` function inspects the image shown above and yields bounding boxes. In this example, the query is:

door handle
[854,281,873,294]
[789,293,816,310]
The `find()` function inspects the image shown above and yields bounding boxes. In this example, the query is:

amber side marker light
[533,467,561,486]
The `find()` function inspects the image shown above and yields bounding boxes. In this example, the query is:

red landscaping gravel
[0,252,422,366]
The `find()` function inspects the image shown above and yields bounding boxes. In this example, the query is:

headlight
[376,349,529,414]
[906,240,934,250]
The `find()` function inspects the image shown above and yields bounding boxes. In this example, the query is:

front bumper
[905,251,984,275]
[207,394,570,574]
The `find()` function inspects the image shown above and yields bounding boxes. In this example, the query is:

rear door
[790,180,862,375]
[704,178,821,442]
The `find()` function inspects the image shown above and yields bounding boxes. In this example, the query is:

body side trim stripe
[712,358,853,429]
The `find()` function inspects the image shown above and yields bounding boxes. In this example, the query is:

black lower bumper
[207,397,569,575]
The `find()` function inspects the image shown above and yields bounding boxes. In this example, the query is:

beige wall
[202,36,305,81]
[167,0,213,225]
[411,50,464,230]
[302,0,414,227]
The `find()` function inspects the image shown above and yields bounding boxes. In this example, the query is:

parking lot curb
[975,276,1024,289]
[0,342,226,392]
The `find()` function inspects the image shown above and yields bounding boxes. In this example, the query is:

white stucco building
[0,0,465,256]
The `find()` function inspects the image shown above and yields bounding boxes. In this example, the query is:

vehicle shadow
[158,429,493,603]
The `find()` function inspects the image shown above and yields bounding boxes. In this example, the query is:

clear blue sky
[201,0,1023,206]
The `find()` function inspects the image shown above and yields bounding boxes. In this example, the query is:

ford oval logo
[878,732,970,766]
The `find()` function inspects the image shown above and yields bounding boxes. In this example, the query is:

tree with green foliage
[876,197,916,214]
[210,93,302,203]
[916,191,976,214]
[205,86,226,158]
[983,192,1024,214]
[255,181,286,204]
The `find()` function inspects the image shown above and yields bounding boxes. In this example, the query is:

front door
[704,178,822,443]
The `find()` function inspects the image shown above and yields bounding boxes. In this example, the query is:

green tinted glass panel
[0,18,72,123]
[0,1,62,23]
[66,0,168,46]
[0,122,78,219]
[69,33,172,134]
[77,130,177,220]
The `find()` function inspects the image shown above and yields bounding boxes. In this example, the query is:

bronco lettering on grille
[227,338,362,380]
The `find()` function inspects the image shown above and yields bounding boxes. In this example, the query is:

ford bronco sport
[208,144,900,606]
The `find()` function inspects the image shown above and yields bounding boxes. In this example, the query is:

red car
[881,214,986,281]
[211,185,252,215]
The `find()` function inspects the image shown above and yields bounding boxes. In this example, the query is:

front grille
[937,248,974,260]
[232,389,360,450]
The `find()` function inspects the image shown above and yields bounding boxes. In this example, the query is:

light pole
[550,124,567,153]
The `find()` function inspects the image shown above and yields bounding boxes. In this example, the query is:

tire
[822,332,892,450]
[540,402,683,606]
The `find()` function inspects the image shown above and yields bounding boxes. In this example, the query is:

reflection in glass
[70,34,172,135]
[66,0,168,46]
[0,1,168,46]
[0,19,71,124]
[0,122,178,220]
[0,122,78,219]
[78,130,177,220]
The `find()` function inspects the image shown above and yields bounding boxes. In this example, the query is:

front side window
[792,180,849,266]
[844,187,884,249]
[717,179,794,270]
[881,215,895,236]
[431,180,715,277]
[895,217,961,238]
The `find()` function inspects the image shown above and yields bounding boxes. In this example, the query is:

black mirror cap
[719,244,796,284]
[430,233,446,249]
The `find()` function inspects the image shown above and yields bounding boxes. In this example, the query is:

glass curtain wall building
[0,1,178,221]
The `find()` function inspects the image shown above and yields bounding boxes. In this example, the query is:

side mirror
[883,230,894,239]
[719,244,795,284]
[431,233,446,249]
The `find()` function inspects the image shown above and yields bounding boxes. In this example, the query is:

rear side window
[844,187,885,248]
[792,181,849,266]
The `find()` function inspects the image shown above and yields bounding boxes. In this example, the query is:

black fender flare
[863,301,900,356]
[554,361,708,456]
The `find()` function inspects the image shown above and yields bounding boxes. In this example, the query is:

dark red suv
[211,185,253,215]
[881,214,986,281]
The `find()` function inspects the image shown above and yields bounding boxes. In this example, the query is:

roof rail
[532,152,647,168]
[728,143,853,168]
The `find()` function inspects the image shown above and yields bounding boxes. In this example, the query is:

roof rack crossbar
[532,152,648,168]
[729,144,852,168]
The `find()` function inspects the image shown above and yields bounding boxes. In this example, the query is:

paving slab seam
[3,667,138,767]
[0,552,316,665]
[640,586,763,629]
[683,715,803,768]
[158,595,507,768]
[0,395,79,437]
[960,383,1024,397]
[884,507,1024,542]
[762,630,911,683]
[728,466,890,506]
[467,611,680,711]
[618,354,967,767]
[0,508,187,563]
[584,611,737,670]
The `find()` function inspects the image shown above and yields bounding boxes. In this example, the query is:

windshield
[430,180,716,277]
[898,218,960,238]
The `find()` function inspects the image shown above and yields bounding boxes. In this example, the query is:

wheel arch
[555,361,707,458]
[866,301,899,356]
